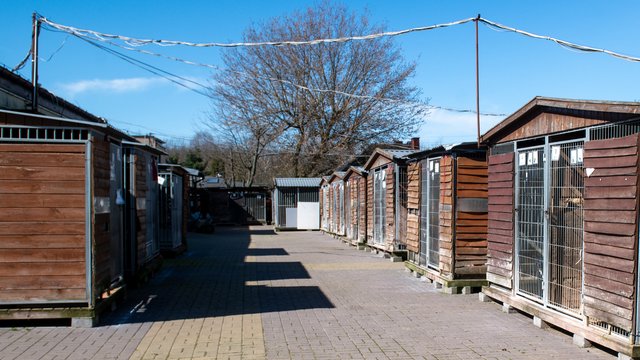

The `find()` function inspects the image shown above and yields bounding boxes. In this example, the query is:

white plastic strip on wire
[478,18,640,63]
[39,16,476,48]
[49,26,505,116]
[40,16,640,63]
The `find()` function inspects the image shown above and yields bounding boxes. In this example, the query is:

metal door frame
[514,136,585,316]
[373,166,387,245]
[345,181,352,238]
[419,158,441,269]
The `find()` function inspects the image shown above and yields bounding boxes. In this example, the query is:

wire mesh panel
[245,193,267,222]
[516,147,545,300]
[339,183,345,235]
[277,188,297,226]
[427,159,440,268]
[398,166,408,244]
[419,161,428,266]
[331,183,340,234]
[373,167,387,245]
[548,141,584,314]
[345,182,352,238]
[322,186,329,230]
[109,144,124,283]
[298,188,319,202]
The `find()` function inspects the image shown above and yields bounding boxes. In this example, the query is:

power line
[40,15,640,63]
[478,18,640,63]
[68,32,216,98]
[40,16,476,48]
[42,23,505,117]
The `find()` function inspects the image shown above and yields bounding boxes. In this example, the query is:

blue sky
[1,1,639,147]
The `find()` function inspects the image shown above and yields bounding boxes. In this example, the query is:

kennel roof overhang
[480,96,640,145]
[363,148,418,170]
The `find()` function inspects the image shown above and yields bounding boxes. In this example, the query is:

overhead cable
[39,17,476,48]
[70,33,216,98]
[12,50,31,72]
[40,16,640,64]
[478,18,640,63]
[44,25,505,116]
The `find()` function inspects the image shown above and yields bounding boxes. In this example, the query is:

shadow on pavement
[101,226,333,325]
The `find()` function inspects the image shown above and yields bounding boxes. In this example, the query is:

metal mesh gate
[373,167,386,245]
[516,141,584,315]
[419,159,440,268]
[548,141,584,313]
[516,147,545,300]
[345,182,352,238]
[427,160,440,268]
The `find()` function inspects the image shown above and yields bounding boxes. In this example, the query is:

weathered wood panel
[486,152,514,289]
[405,162,420,253]
[385,164,395,246]
[92,138,112,298]
[500,112,607,143]
[454,154,488,278]
[0,143,87,303]
[439,156,453,276]
[582,133,639,332]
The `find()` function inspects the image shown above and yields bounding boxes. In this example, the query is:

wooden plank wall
[486,152,515,289]
[327,183,335,233]
[454,156,488,277]
[357,175,367,241]
[583,134,639,331]
[439,156,454,276]
[366,174,373,242]
[92,137,112,296]
[405,162,420,253]
[385,164,395,246]
[0,143,87,302]
[134,152,148,266]
[347,176,358,240]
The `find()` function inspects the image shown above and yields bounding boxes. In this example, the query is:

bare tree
[210,1,425,177]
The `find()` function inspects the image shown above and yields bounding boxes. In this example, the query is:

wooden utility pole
[475,14,481,147]
[31,13,41,111]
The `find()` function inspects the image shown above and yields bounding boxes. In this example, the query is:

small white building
[273,178,322,230]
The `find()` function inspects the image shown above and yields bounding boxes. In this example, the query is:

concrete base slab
[533,316,549,329]
[573,334,592,348]
[443,286,459,295]
[502,303,517,314]
[72,317,97,328]
[478,292,492,303]
[461,286,473,295]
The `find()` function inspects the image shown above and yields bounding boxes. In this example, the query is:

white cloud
[417,108,505,148]
[59,77,168,97]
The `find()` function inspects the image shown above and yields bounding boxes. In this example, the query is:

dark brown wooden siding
[439,156,454,276]
[366,174,373,242]
[135,152,148,265]
[358,175,367,241]
[486,152,515,289]
[92,137,112,297]
[454,156,488,277]
[583,134,639,331]
[405,162,420,253]
[385,164,395,246]
[0,143,87,302]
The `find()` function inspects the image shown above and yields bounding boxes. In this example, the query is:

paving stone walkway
[0,226,616,359]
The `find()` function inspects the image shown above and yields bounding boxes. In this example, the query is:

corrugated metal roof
[274,177,322,187]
